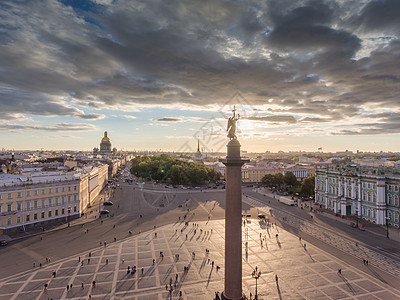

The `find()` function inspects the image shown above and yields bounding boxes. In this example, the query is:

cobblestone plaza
[0,217,399,300]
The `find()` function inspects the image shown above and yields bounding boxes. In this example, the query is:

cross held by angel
[227,106,239,140]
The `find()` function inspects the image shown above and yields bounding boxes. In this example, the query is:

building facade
[0,164,108,234]
[242,166,282,183]
[315,164,400,227]
[283,165,315,182]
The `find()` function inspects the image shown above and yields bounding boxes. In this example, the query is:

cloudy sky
[1,0,400,153]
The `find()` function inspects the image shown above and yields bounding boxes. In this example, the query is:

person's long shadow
[366,265,388,284]
[300,242,314,262]
[162,260,177,283]
[206,267,213,287]
[339,274,355,294]
[200,255,208,272]
[276,281,282,300]
[276,236,281,249]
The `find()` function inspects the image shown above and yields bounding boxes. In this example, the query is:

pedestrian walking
[106,258,109,264]
[81,282,84,289]
[66,284,69,291]
[141,268,144,275]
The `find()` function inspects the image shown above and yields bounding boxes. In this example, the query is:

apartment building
[242,166,282,183]
[0,163,108,234]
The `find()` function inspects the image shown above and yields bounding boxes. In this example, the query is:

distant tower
[195,138,202,159]
[99,131,112,155]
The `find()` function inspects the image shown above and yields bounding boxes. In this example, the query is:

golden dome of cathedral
[100,131,112,153]
[101,136,110,143]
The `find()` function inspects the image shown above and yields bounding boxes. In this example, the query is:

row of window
[316,192,399,206]
[4,206,77,226]
[0,194,79,212]
[0,185,78,200]
[316,196,399,224]
[319,176,400,193]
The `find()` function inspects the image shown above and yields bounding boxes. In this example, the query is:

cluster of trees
[130,154,221,186]
[261,171,315,197]
[261,172,297,188]
[300,176,315,197]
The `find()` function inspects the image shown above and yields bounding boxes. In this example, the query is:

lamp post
[355,208,358,228]
[251,266,261,300]
[67,207,71,227]
[386,216,390,239]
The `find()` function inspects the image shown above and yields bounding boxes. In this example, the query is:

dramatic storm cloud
[1,0,400,151]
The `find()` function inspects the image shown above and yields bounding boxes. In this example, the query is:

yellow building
[242,166,282,183]
[0,163,108,234]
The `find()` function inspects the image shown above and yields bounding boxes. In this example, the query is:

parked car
[100,209,110,215]
[103,201,114,206]
[0,240,7,246]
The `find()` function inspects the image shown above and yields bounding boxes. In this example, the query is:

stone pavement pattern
[243,196,400,279]
[0,219,399,300]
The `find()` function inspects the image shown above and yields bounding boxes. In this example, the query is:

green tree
[301,176,315,197]
[130,154,220,185]
[283,172,298,186]
[273,173,284,188]
[262,174,275,187]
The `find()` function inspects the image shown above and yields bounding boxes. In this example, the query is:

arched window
[388,194,393,205]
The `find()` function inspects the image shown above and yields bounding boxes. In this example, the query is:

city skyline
[1,0,400,152]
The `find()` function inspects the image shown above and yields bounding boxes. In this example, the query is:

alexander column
[220,106,249,300]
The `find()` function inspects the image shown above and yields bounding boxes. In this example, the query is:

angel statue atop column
[227,106,239,140]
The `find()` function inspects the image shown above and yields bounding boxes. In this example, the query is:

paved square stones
[0,219,399,299]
